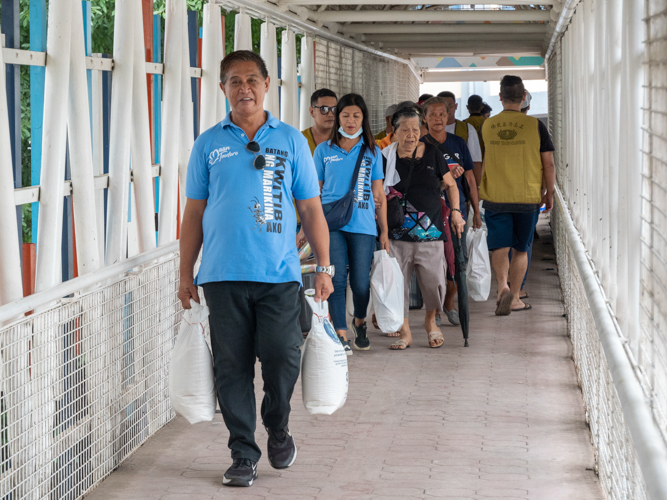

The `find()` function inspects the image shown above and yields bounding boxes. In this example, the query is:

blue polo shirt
[313,138,384,236]
[422,134,474,220]
[186,111,320,285]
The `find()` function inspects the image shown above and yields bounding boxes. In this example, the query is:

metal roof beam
[423,67,546,82]
[284,0,554,5]
[402,49,543,56]
[387,40,543,49]
[361,33,546,42]
[316,9,551,23]
[342,23,549,34]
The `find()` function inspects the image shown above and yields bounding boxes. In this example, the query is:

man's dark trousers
[202,281,302,462]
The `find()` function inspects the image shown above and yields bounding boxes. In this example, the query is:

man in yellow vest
[437,91,482,183]
[480,75,555,316]
[298,89,337,246]
[464,94,486,186]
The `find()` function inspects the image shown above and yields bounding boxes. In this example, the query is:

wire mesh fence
[0,255,195,500]
[547,0,659,495]
[315,37,420,136]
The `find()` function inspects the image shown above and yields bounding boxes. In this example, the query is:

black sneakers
[222,458,258,487]
[352,321,370,350]
[266,425,298,469]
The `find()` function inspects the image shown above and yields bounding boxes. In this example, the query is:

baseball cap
[521,90,532,110]
[385,104,398,117]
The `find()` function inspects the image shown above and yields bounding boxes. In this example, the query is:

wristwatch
[316,265,335,278]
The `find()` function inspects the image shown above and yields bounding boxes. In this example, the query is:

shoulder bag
[322,146,366,232]
[386,148,417,231]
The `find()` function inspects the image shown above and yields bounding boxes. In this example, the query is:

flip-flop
[390,339,411,350]
[520,292,529,299]
[511,303,532,312]
[428,331,444,348]
[495,291,514,316]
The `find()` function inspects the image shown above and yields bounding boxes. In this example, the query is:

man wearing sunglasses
[178,50,334,488]
[302,88,338,155]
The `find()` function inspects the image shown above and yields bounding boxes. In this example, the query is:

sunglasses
[312,105,337,115]
[246,141,266,170]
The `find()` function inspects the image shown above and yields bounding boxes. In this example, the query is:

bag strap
[348,145,367,192]
[425,134,460,169]
[398,147,418,204]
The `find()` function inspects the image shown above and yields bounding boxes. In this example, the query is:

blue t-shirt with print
[422,134,474,220]
[186,111,320,286]
[313,138,384,236]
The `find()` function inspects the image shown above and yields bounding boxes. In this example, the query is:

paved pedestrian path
[85,217,603,500]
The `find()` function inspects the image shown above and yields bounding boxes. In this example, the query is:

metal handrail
[555,186,667,500]
[0,242,180,326]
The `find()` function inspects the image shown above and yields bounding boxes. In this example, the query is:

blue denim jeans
[329,230,376,331]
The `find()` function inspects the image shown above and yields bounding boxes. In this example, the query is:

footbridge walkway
[1,1,666,499]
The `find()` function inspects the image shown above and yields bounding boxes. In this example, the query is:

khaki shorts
[389,240,447,317]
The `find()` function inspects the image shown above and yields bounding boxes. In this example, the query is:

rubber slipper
[520,292,529,299]
[495,291,514,316]
[511,303,532,312]
[390,339,411,350]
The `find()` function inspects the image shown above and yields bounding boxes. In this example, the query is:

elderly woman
[382,104,465,350]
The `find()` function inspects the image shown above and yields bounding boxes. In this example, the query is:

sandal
[511,303,532,312]
[495,291,513,316]
[390,339,411,350]
[428,331,444,348]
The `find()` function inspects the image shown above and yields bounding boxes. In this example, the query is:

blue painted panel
[188,11,199,139]
[3,0,22,258]
[30,0,47,243]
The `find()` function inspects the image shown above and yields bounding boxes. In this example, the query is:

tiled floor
[85,218,603,500]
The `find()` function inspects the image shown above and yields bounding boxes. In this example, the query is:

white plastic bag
[169,299,216,424]
[301,294,348,415]
[466,228,491,301]
[370,250,405,333]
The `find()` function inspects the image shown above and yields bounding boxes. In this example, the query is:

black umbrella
[451,229,469,347]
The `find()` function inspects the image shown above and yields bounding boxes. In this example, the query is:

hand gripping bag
[370,250,404,333]
[301,294,348,415]
[466,228,491,301]
[169,299,216,424]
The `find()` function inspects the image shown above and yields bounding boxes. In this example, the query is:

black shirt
[390,143,448,242]
[537,120,555,153]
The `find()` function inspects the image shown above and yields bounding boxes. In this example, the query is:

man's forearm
[179,213,204,281]
[465,171,480,212]
[541,152,556,193]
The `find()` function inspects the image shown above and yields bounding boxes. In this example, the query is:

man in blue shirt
[422,96,482,326]
[178,50,333,488]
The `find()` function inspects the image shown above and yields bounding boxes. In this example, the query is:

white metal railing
[554,188,667,500]
[0,243,185,499]
[546,0,667,498]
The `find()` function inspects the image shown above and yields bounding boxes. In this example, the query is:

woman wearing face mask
[382,104,465,350]
[313,93,389,354]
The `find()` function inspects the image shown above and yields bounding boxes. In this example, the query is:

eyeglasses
[246,141,266,170]
[312,105,337,115]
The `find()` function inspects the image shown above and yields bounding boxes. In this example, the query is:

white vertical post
[261,21,280,118]
[67,3,100,277]
[216,9,227,123]
[131,0,158,254]
[179,9,195,219]
[299,35,315,131]
[234,11,253,51]
[91,56,105,264]
[105,0,135,265]
[34,0,72,292]
[0,35,23,309]
[200,3,220,133]
[280,28,299,128]
[158,0,184,246]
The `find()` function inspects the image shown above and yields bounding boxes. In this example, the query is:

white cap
[521,90,532,110]
[385,104,398,117]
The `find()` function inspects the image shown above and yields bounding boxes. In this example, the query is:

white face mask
[338,126,363,139]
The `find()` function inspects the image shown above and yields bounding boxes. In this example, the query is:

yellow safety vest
[479,110,543,204]
[454,120,468,142]
[464,114,486,157]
